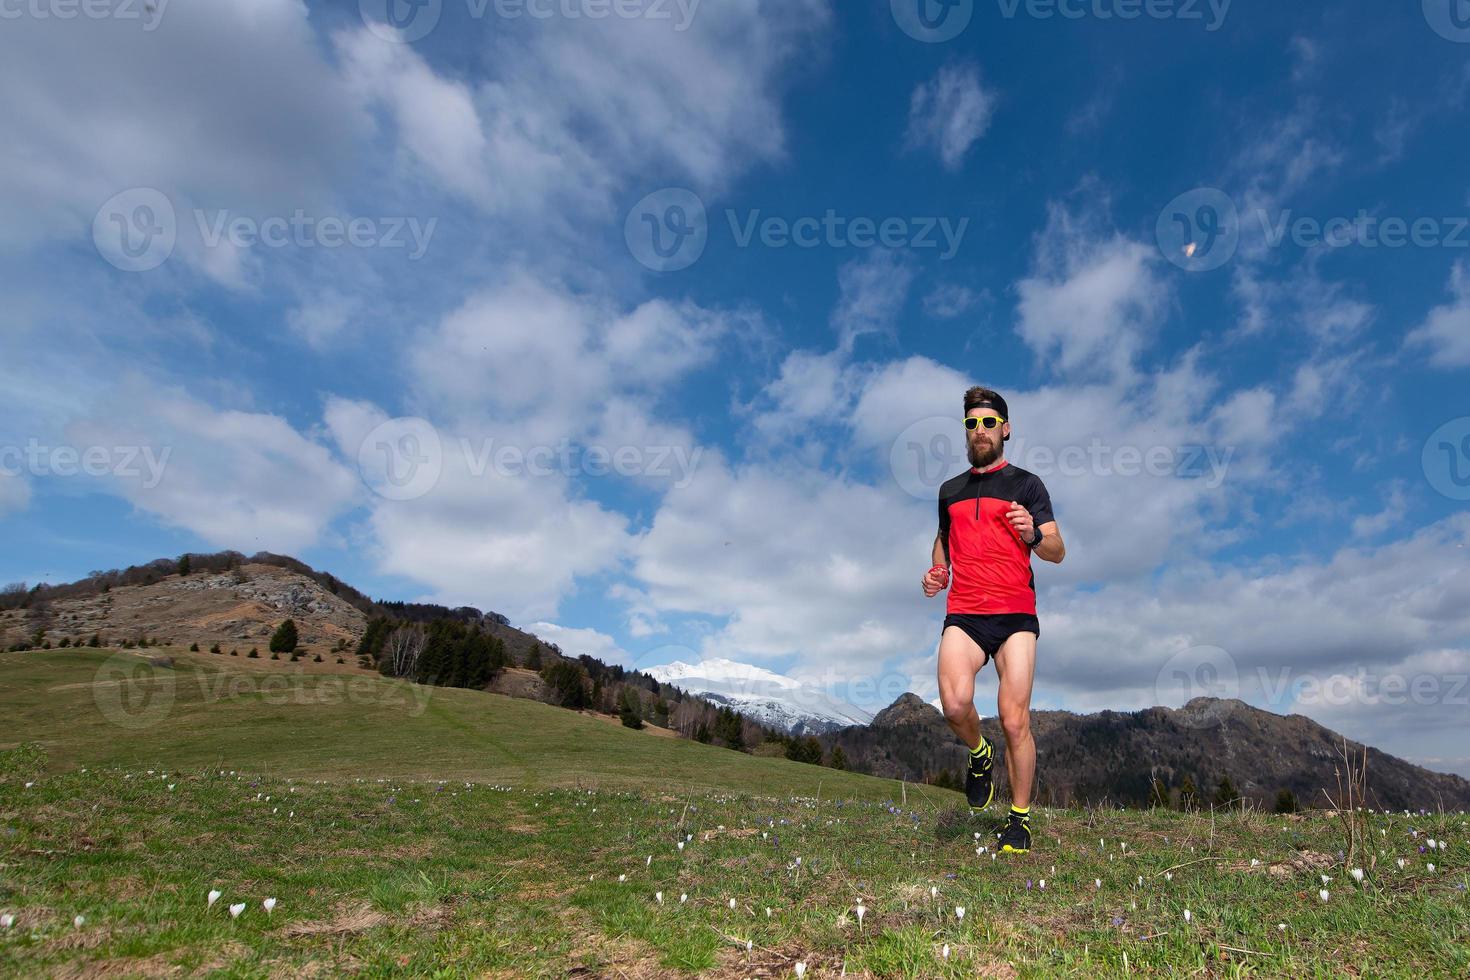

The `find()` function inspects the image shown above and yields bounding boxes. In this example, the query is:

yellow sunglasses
[963,415,1006,430]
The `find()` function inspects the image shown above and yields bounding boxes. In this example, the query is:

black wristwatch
[1024,526,1043,548]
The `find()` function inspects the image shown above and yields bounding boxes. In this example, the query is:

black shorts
[942,613,1040,666]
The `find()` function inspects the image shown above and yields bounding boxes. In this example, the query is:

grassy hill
[1,648,1466,977]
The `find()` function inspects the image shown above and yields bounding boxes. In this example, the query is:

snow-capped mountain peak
[643,657,873,735]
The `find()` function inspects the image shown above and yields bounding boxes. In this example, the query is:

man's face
[966,408,1009,468]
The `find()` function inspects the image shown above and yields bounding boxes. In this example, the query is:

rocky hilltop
[1,563,367,654]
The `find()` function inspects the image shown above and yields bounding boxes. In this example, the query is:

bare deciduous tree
[385,624,426,679]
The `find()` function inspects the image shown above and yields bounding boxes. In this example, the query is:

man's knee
[999,706,1030,742]
[940,696,974,726]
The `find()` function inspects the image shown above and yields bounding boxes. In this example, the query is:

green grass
[1,648,1467,977]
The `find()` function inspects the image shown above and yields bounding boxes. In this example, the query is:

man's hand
[1006,501,1036,543]
[922,563,949,597]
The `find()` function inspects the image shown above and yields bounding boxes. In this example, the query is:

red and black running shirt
[938,460,1056,616]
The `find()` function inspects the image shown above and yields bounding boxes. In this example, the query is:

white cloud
[287,292,360,350]
[322,396,632,623]
[1406,260,1470,368]
[0,471,31,518]
[922,283,986,320]
[0,0,364,251]
[1015,204,1167,382]
[524,621,630,665]
[61,375,361,553]
[335,0,830,217]
[905,63,996,172]
[831,250,915,353]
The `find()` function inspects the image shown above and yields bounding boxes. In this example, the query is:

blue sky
[2,0,1469,775]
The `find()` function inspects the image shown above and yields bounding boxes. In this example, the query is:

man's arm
[932,532,947,568]
[1032,522,1065,564]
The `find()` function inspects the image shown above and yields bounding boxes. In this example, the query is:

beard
[967,434,1001,469]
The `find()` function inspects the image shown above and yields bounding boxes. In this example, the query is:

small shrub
[313,653,322,663]
[248,648,260,658]
[210,643,222,654]
[189,642,199,652]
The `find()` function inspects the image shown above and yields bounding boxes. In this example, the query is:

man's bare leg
[991,631,1037,808]
[936,625,987,749]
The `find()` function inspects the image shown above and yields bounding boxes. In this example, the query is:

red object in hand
[930,564,950,588]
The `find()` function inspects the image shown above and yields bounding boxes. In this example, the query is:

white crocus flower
[208,890,221,908]
[955,906,966,920]
[794,963,806,978]
[74,915,85,928]
[1350,868,1364,883]
[655,891,663,904]
[942,943,950,959]
[1183,909,1191,923]
[263,898,276,914]
[1319,889,1330,902]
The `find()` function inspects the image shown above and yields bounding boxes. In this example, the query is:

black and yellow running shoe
[964,736,994,812]
[996,811,1031,854]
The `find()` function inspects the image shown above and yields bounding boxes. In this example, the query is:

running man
[922,387,1065,854]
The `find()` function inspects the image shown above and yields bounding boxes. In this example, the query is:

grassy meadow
[0,648,1466,977]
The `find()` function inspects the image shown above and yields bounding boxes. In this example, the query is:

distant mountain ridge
[846,692,1470,811]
